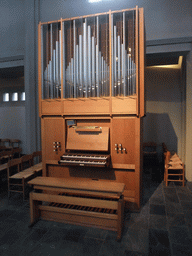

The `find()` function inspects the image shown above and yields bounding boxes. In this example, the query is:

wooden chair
[10,139,21,148]
[32,151,42,165]
[31,151,42,176]
[12,147,22,158]
[8,156,35,201]
[164,151,185,186]
[0,145,7,152]
[21,154,33,170]
[162,142,168,153]
[1,139,11,148]
[0,150,13,164]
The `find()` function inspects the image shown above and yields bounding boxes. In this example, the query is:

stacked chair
[164,149,185,186]
[7,151,42,201]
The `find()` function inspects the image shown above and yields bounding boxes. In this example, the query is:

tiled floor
[0,171,192,256]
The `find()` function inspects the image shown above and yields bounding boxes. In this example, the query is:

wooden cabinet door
[111,118,136,169]
[42,117,65,162]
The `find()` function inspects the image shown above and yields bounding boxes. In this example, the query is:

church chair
[164,151,185,186]
[8,156,35,201]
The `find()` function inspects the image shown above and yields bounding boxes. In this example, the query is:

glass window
[12,92,18,101]
[3,93,9,102]
[21,92,25,101]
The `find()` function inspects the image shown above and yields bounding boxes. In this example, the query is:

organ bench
[28,177,125,240]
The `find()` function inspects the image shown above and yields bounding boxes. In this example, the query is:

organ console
[39,6,145,211]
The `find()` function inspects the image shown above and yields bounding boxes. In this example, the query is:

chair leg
[22,178,25,202]
[165,169,168,186]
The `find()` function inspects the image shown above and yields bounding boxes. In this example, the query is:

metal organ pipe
[61,16,110,99]
[79,34,83,97]
[83,19,87,97]
[91,36,95,97]
[111,14,136,97]
[88,25,91,97]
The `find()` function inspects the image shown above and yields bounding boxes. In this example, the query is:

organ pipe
[42,11,136,99]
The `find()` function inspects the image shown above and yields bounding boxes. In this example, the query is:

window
[21,92,25,101]
[12,92,18,102]
[3,93,9,102]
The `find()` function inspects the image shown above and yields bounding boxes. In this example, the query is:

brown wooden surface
[139,8,145,117]
[66,126,109,151]
[28,176,125,194]
[63,98,110,115]
[41,100,63,115]
[111,96,137,114]
[42,117,65,170]
[40,210,117,230]
[111,118,136,166]
[38,22,42,117]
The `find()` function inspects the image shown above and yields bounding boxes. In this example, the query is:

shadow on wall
[143,112,177,153]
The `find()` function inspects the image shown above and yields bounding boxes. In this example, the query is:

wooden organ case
[39,7,145,211]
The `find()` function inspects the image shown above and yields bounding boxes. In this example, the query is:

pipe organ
[39,7,145,210]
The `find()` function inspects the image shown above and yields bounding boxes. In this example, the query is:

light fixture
[88,0,102,2]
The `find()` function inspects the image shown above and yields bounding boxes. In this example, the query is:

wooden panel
[112,96,137,114]
[66,126,109,151]
[139,8,145,117]
[41,100,63,115]
[42,117,65,169]
[64,98,110,115]
[134,117,142,209]
[39,205,118,220]
[111,118,136,166]
[38,22,42,117]
[41,210,117,230]
[28,177,125,194]
[31,192,118,209]
[115,170,135,192]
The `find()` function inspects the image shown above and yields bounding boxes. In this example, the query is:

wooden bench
[28,177,125,240]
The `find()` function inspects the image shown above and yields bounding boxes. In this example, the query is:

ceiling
[146,53,180,67]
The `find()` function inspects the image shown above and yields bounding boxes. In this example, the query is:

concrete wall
[0,0,25,58]
[144,66,184,162]
[0,76,27,154]
[39,0,192,41]
[186,47,192,181]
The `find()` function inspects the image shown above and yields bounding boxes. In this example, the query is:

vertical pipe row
[42,11,136,99]
[43,23,62,99]
[63,16,109,99]
[112,11,136,97]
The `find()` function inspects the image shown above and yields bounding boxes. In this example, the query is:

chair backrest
[21,154,33,170]
[7,157,22,177]
[1,139,10,147]
[162,143,168,153]
[164,150,171,167]
[12,147,22,158]
[32,151,42,165]
[0,145,7,151]
[0,150,12,158]
[10,139,21,148]
[0,150,13,163]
